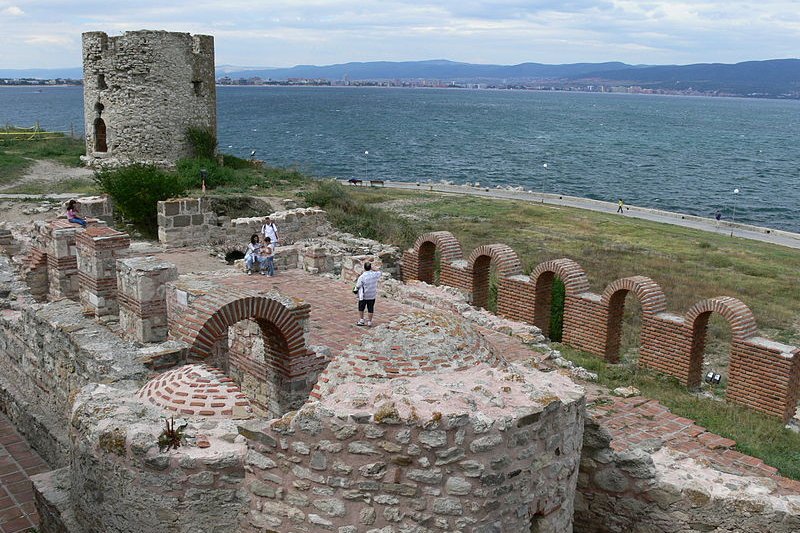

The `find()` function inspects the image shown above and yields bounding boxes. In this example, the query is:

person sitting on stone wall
[244,233,266,275]
[66,200,87,227]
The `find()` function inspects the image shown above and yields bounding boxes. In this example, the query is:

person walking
[354,262,382,327]
[617,199,624,214]
[262,217,279,249]
[66,200,87,227]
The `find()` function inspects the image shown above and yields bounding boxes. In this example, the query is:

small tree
[94,164,186,237]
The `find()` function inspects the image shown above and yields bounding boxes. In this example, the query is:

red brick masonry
[402,231,800,421]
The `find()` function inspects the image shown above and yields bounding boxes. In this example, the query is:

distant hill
[0,67,83,79]
[571,59,800,96]
[218,60,638,82]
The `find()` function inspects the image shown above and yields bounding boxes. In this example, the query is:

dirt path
[0,159,93,192]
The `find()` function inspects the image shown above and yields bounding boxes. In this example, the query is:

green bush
[302,180,418,248]
[549,278,566,341]
[94,164,186,236]
[176,158,236,189]
[221,154,252,169]
[185,127,217,159]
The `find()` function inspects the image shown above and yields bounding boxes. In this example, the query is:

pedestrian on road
[617,199,624,214]
[355,262,382,327]
[262,217,279,249]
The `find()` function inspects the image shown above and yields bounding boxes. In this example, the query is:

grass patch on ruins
[0,132,84,184]
[558,343,800,480]
[3,177,98,195]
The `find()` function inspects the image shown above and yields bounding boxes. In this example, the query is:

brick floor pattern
[0,415,47,533]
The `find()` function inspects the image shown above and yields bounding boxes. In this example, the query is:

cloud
[1,5,24,16]
[1,1,799,68]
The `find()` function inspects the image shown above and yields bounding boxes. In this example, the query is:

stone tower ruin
[82,30,217,167]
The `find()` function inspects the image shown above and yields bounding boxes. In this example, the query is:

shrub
[221,154,252,169]
[176,158,236,189]
[185,127,217,159]
[94,164,186,237]
[302,180,418,248]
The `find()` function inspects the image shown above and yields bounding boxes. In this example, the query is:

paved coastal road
[351,180,800,251]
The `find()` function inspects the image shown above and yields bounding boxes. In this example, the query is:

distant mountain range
[217,59,800,97]
[4,59,800,97]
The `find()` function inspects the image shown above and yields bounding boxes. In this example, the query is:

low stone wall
[0,299,148,466]
[157,200,333,249]
[574,417,800,532]
[65,384,248,533]
[240,363,585,533]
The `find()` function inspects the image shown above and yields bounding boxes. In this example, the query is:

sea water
[2,85,798,232]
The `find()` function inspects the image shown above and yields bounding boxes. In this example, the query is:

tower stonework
[82,30,216,167]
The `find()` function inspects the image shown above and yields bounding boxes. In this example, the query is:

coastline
[345,179,800,251]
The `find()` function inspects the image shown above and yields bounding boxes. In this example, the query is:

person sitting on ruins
[65,200,87,227]
[244,233,266,275]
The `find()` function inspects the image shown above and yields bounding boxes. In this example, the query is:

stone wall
[574,417,800,532]
[82,30,216,167]
[0,299,148,466]
[401,231,800,422]
[239,363,585,533]
[117,256,179,343]
[63,384,248,533]
[157,197,219,247]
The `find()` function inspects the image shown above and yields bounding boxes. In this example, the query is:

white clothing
[244,242,262,260]
[355,270,381,300]
[262,222,279,247]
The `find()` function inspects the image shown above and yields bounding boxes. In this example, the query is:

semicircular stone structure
[312,309,503,398]
[137,363,253,419]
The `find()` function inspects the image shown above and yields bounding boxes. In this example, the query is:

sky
[1,0,799,69]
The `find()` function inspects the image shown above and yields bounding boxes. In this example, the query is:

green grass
[3,178,99,195]
[559,344,800,480]
[0,133,84,185]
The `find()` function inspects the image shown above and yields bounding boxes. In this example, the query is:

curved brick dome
[314,310,502,396]
[137,364,253,419]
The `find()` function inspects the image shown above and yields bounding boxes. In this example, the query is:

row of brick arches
[402,231,800,421]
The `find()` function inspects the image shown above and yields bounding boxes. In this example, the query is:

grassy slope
[0,133,85,186]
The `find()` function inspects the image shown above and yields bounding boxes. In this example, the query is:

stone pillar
[46,221,85,300]
[76,226,130,317]
[117,257,178,343]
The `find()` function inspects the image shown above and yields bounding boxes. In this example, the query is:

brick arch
[685,296,758,388]
[411,231,464,285]
[185,296,307,360]
[601,276,667,362]
[529,259,590,336]
[467,244,522,309]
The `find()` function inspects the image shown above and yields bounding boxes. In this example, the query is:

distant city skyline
[1,1,799,69]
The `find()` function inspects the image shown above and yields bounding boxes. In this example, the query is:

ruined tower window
[97,74,107,90]
[94,118,108,153]
[95,102,104,113]
[193,81,202,96]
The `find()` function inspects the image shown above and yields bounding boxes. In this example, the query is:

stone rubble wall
[574,417,800,532]
[239,363,586,533]
[157,197,220,247]
[74,196,114,225]
[0,299,148,466]
[82,30,216,167]
[65,384,248,533]
[402,230,800,422]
